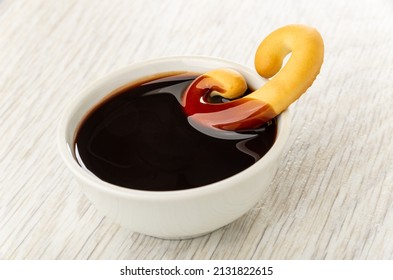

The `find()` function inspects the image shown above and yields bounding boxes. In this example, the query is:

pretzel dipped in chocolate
[182,24,324,131]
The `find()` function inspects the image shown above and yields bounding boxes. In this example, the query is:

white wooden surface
[1,0,393,259]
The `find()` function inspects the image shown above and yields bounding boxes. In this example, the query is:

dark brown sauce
[74,73,277,191]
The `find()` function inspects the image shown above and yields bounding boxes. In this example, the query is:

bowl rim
[57,55,291,201]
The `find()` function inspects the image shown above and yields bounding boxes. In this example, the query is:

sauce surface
[74,73,277,191]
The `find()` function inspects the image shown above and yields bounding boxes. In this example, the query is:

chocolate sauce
[74,73,277,191]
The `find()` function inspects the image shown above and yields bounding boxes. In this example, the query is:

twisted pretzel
[183,24,324,131]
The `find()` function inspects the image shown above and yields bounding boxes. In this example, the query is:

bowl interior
[58,56,290,197]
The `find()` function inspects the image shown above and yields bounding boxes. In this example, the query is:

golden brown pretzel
[183,24,324,130]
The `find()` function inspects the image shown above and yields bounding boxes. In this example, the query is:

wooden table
[1,0,393,259]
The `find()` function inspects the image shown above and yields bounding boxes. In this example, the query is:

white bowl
[57,56,290,239]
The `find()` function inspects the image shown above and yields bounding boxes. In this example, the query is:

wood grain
[1,0,393,259]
